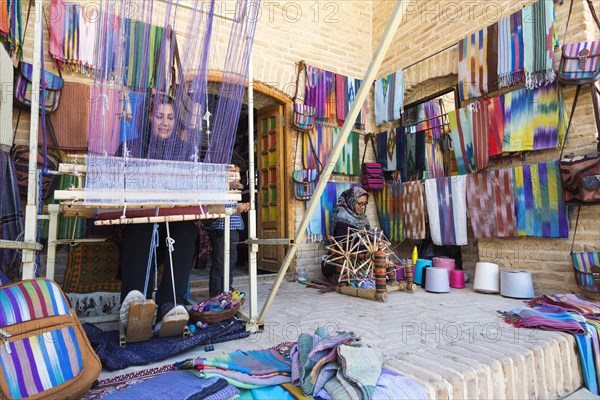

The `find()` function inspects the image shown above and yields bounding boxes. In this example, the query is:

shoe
[155,305,189,338]
[120,290,155,343]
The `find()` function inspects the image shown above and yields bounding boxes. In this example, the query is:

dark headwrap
[330,187,370,237]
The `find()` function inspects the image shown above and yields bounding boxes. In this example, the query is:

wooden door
[257,104,286,272]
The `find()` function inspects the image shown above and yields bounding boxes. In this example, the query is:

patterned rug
[83,365,175,399]
[62,241,122,294]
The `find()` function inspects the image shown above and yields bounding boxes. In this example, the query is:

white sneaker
[120,290,145,327]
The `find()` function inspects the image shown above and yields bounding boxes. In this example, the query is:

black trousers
[207,229,239,297]
[119,221,198,309]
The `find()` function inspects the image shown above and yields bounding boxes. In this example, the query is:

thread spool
[374,250,387,294]
[425,267,450,293]
[414,259,432,285]
[449,269,465,289]
[473,262,500,293]
[387,263,396,282]
[501,271,535,299]
[421,267,431,289]
[405,259,414,285]
[433,256,456,277]
[395,263,406,281]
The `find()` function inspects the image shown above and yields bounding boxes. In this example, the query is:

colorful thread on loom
[512,160,568,238]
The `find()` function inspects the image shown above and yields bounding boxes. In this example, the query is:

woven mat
[83,364,174,399]
[62,242,121,293]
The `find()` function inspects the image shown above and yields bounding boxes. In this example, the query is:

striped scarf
[306,65,336,121]
[448,108,476,175]
[471,101,489,171]
[374,70,403,125]
[466,169,517,239]
[512,160,568,238]
[0,0,9,34]
[523,0,557,89]
[425,175,468,246]
[0,150,23,269]
[528,294,600,316]
[374,181,403,242]
[124,19,164,90]
[487,96,505,157]
[498,11,524,88]
[302,124,360,176]
[458,23,498,101]
[402,181,425,240]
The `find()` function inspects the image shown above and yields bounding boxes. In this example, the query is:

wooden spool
[405,260,414,285]
[373,250,387,293]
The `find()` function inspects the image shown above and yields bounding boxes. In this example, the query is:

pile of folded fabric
[193,291,245,313]
[499,294,600,395]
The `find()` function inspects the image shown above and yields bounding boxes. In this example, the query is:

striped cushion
[0,326,83,399]
[0,280,72,328]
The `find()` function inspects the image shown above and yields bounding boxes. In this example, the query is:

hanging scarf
[502,86,533,152]
[498,11,524,88]
[466,169,517,239]
[402,181,426,240]
[376,131,388,170]
[374,70,403,125]
[374,181,403,242]
[336,73,346,127]
[396,127,407,181]
[512,161,568,238]
[303,125,359,176]
[1,0,9,35]
[6,0,22,56]
[0,150,24,268]
[457,24,498,101]
[532,81,566,150]
[49,0,65,66]
[523,0,557,89]
[487,96,505,157]
[424,139,445,180]
[78,4,97,73]
[448,108,475,175]
[471,101,489,171]
[425,175,468,246]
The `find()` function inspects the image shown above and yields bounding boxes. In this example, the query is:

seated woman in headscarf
[322,187,371,280]
[117,94,197,340]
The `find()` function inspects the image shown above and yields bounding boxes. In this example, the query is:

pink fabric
[88,86,122,155]
[49,0,65,63]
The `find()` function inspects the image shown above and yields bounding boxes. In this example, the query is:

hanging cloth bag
[558,0,600,86]
[292,130,322,201]
[569,207,600,292]
[291,60,316,132]
[13,3,63,114]
[361,133,384,191]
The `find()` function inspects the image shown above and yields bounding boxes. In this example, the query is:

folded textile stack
[101,370,239,400]
[290,327,427,400]
[193,291,245,313]
[499,294,600,395]
[176,349,292,389]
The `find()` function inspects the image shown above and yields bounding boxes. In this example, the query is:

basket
[189,299,244,324]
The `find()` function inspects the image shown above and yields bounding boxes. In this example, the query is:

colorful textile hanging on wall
[471,101,489,171]
[522,0,558,89]
[303,125,360,176]
[503,82,565,152]
[377,128,406,178]
[466,169,517,239]
[497,11,524,88]
[374,181,403,242]
[374,70,404,125]
[425,176,468,246]
[50,0,164,88]
[448,108,476,175]
[402,181,426,240]
[307,181,354,242]
[458,23,498,101]
[306,64,368,129]
[512,160,568,238]
[0,0,22,58]
[487,96,505,157]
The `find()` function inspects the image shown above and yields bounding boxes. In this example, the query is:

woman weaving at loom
[321,187,372,282]
[118,94,198,341]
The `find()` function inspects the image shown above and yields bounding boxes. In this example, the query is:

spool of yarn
[425,267,450,293]
[414,259,432,285]
[395,264,406,281]
[473,262,500,293]
[449,269,465,289]
[432,256,456,277]
[501,271,535,299]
